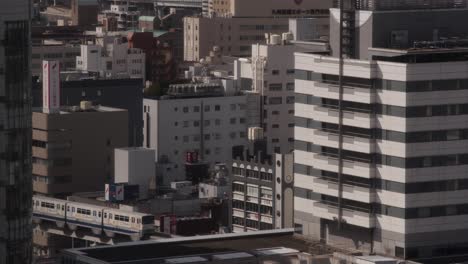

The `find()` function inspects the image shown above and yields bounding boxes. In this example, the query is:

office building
[128,31,176,85]
[183,0,331,61]
[143,83,248,186]
[32,78,144,147]
[294,1,468,262]
[100,1,140,31]
[76,36,145,82]
[32,102,128,197]
[32,43,81,77]
[231,128,294,233]
[70,0,99,28]
[0,0,33,262]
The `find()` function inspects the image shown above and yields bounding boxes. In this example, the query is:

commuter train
[33,195,155,240]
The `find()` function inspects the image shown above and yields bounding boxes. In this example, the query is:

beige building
[207,0,231,17]
[184,0,332,61]
[32,103,128,197]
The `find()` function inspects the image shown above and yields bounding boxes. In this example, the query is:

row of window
[296,188,468,219]
[296,93,468,118]
[296,141,468,169]
[296,69,468,92]
[268,82,295,91]
[295,164,468,194]
[232,167,273,182]
[295,117,468,143]
[176,103,246,113]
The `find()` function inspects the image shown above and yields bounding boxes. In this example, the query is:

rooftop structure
[62,229,422,264]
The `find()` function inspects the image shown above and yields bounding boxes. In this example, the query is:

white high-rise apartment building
[294,2,468,263]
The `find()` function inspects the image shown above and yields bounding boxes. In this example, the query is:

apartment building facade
[294,3,468,263]
[32,103,128,197]
[143,84,249,185]
[231,135,294,233]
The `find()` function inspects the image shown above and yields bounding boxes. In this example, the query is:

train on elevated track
[33,195,155,240]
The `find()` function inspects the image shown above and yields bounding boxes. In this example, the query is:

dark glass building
[0,0,33,263]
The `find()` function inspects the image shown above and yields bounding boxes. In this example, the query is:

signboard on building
[42,60,60,114]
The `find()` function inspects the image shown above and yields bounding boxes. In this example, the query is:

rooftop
[62,229,340,263]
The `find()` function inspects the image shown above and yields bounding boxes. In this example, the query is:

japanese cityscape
[2,0,468,263]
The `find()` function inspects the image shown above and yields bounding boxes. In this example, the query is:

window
[194,121,200,127]
[204,134,211,140]
[287,69,295,75]
[215,105,221,111]
[183,121,189,127]
[204,120,210,126]
[269,83,282,91]
[286,83,294,90]
[215,119,221,126]
[240,132,246,138]
[286,96,295,104]
[269,97,282,105]
[230,104,236,111]
[183,107,189,113]
[204,105,210,112]
[194,106,200,112]
[272,124,279,128]
[272,70,279,75]
[240,118,246,124]
[183,136,189,142]
[230,118,236,124]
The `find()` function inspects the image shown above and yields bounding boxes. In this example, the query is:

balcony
[311,177,374,204]
[312,105,374,129]
[312,153,375,179]
[232,209,244,218]
[304,128,373,154]
[313,201,375,228]
[312,81,375,104]
[233,193,245,201]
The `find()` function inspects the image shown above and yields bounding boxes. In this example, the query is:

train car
[103,208,155,240]
[65,201,105,235]
[32,195,155,240]
[33,196,67,228]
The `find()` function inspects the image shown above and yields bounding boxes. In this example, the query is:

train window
[109,213,112,219]
[98,212,102,217]
[137,219,141,224]
[61,205,65,211]
[57,204,60,209]
[104,213,107,218]
[67,206,70,211]
[131,217,135,223]
[93,211,96,216]
[72,207,75,212]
